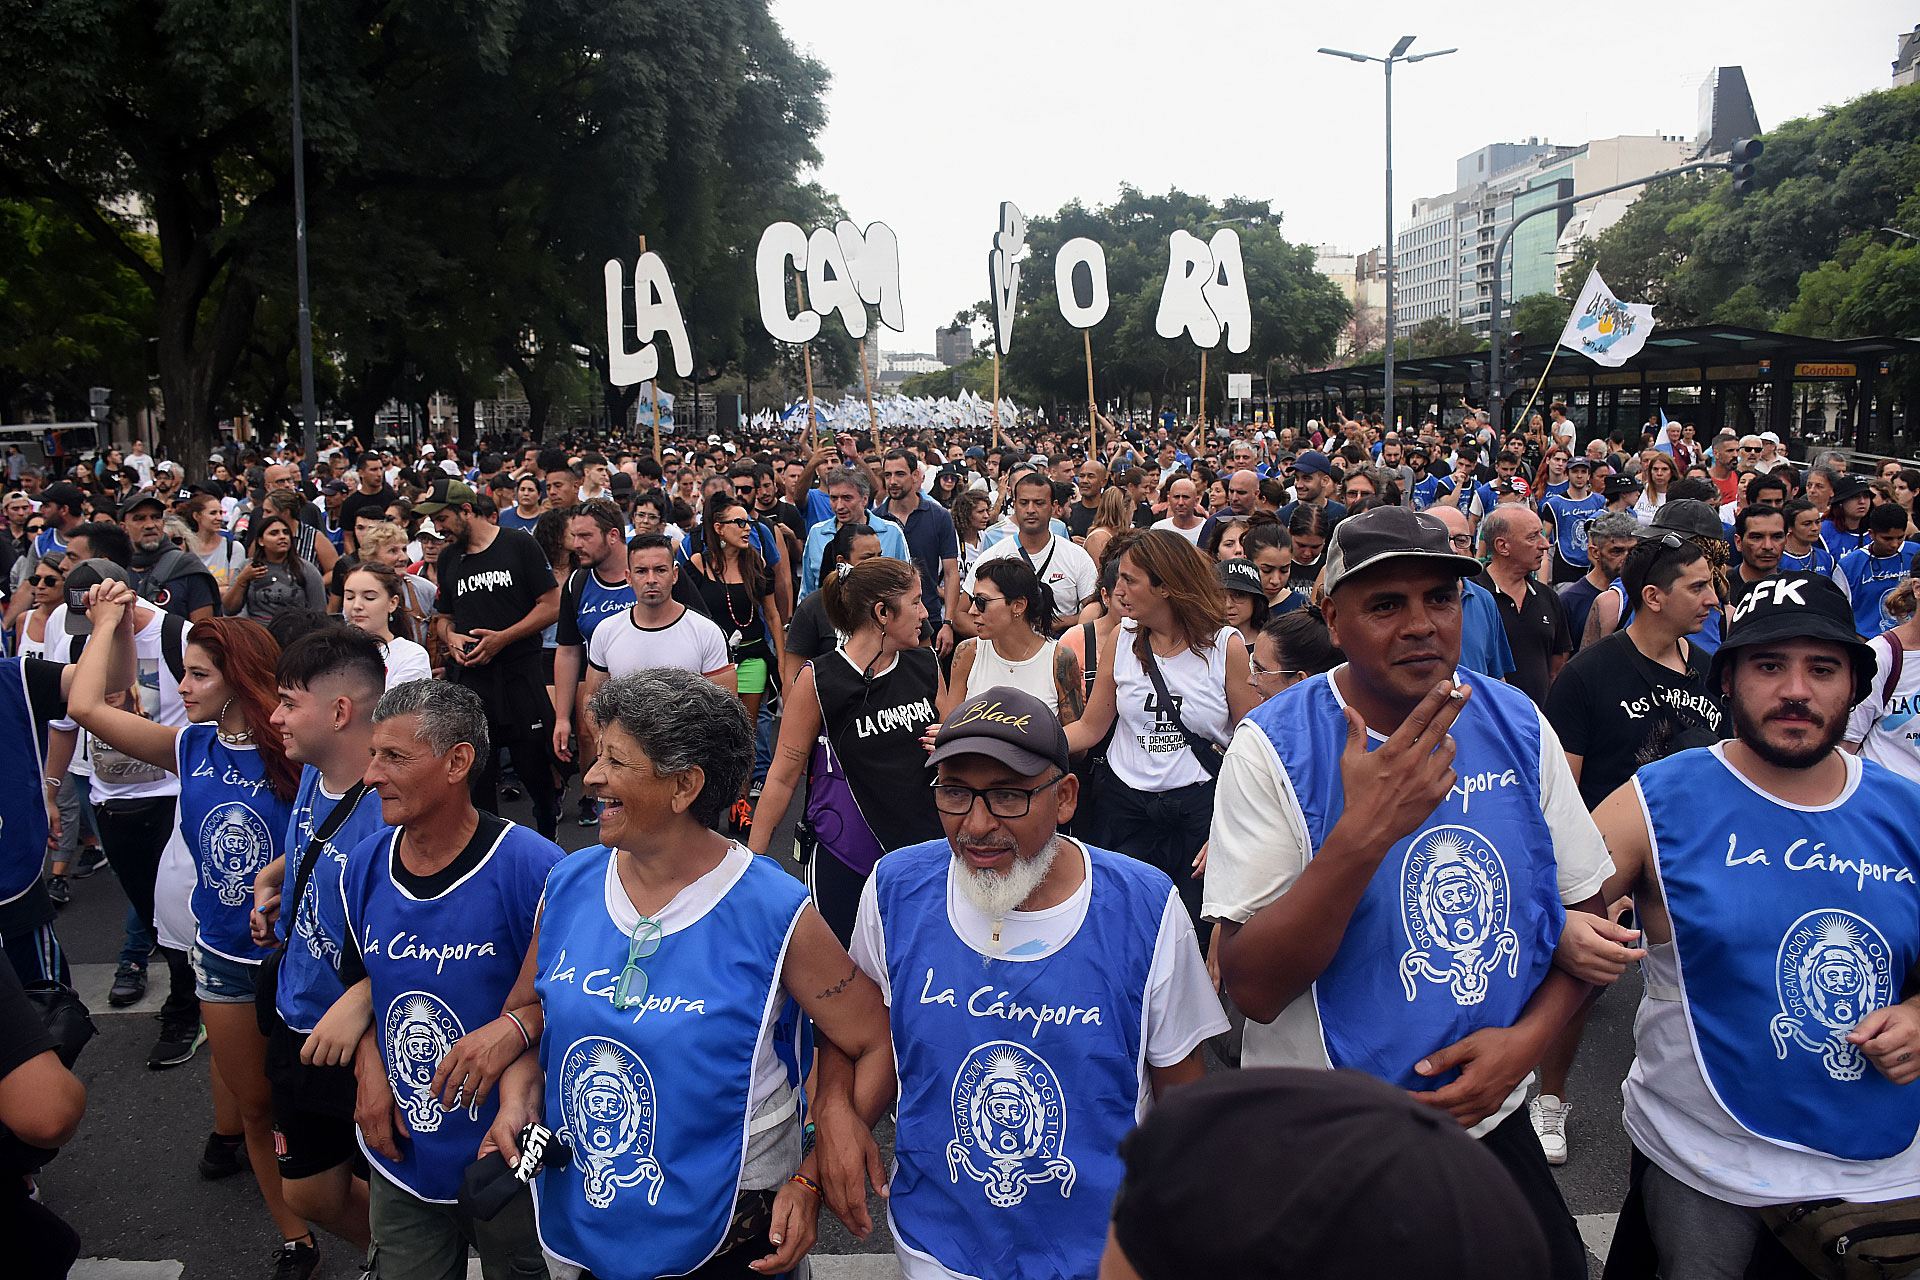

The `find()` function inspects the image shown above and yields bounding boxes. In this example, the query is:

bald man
[1151,478,1206,544]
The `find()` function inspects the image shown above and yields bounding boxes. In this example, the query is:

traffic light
[1506,329,1527,370]
[1730,138,1763,198]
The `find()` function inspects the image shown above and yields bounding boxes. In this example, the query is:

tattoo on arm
[816,964,857,1000]
[1056,647,1086,721]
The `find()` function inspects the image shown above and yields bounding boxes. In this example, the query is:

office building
[934,324,973,367]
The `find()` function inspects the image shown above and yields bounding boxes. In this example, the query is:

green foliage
[1509,293,1571,346]
[1353,315,1486,365]
[995,188,1350,414]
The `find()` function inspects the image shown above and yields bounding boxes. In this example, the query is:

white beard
[951,835,1061,921]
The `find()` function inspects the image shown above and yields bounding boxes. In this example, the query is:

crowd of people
[0,400,1918,1280]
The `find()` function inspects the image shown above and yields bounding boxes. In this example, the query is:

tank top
[1635,746,1920,1161]
[808,647,944,873]
[1541,491,1607,568]
[175,724,293,963]
[877,839,1160,1280]
[534,846,809,1279]
[964,636,1059,714]
[1107,622,1235,792]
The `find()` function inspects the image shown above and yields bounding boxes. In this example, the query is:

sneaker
[148,1013,205,1069]
[108,961,148,1007]
[1530,1093,1572,1166]
[270,1237,320,1280]
[575,798,599,827]
[199,1131,248,1180]
[71,845,109,878]
[45,874,70,907]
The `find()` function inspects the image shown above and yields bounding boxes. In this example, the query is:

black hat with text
[1710,571,1877,706]
[928,686,1069,775]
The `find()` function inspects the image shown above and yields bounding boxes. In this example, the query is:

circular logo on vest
[946,1041,1076,1208]
[1398,824,1520,1007]
[1770,910,1893,1083]
[153,586,172,607]
[555,1036,662,1209]
[383,992,466,1134]
[199,801,271,907]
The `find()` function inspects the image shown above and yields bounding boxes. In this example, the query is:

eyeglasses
[1449,534,1473,550]
[967,594,1004,611]
[930,773,1063,819]
[28,575,61,587]
[612,914,664,1011]
[1249,656,1301,681]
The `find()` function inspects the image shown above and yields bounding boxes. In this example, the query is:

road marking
[70,963,169,1016]
[1577,1213,1618,1261]
[71,1262,184,1280]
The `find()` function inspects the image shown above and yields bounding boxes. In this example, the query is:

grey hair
[587,669,750,830]
[1478,506,1519,554]
[372,679,489,758]
[1588,511,1642,545]
[821,465,870,501]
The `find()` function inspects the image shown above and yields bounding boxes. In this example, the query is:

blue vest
[1410,474,1452,512]
[1639,747,1920,1160]
[0,660,49,905]
[1837,543,1920,638]
[274,767,391,1034]
[344,821,561,1201]
[1781,546,1835,577]
[1822,520,1871,561]
[1243,672,1564,1091]
[534,847,808,1279]
[878,839,1159,1280]
[176,724,293,963]
[1541,492,1606,568]
[571,569,635,647]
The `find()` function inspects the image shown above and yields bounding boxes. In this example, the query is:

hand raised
[1332,680,1469,858]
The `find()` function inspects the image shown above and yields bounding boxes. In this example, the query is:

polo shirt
[799,514,909,597]
[884,495,959,621]
[1473,569,1572,707]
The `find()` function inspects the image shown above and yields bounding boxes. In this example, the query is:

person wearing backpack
[120,493,218,622]
[1845,576,1920,783]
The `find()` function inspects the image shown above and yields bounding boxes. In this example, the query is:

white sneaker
[1530,1093,1572,1166]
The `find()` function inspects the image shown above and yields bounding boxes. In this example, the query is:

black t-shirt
[1545,629,1729,810]
[1724,568,1774,611]
[784,590,838,660]
[1475,570,1572,707]
[758,499,807,557]
[1559,577,1604,651]
[338,485,397,533]
[1067,500,1100,541]
[435,528,555,664]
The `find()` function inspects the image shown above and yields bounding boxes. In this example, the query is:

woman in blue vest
[68,587,309,1264]
[484,669,894,1280]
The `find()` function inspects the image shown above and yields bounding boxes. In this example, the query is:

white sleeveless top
[963,636,1059,714]
[1108,621,1236,792]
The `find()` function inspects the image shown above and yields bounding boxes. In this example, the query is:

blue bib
[534,847,808,1279]
[1244,672,1564,1090]
[1410,475,1452,512]
[0,660,49,904]
[176,724,293,963]
[275,767,392,1034]
[343,821,561,1201]
[878,839,1159,1280]
[1837,544,1920,638]
[571,570,635,646]
[1640,747,1920,1160]
[1781,546,1834,577]
[1541,492,1606,568]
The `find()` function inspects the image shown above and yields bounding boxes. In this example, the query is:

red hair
[185,618,298,801]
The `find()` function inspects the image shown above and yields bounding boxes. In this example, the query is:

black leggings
[92,796,196,1018]
[807,847,868,949]
[1480,1101,1588,1280]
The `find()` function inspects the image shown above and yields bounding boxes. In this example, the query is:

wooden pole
[861,336,879,455]
[1513,345,1563,434]
[1084,330,1096,460]
[797,273,817,451]
[639,235,660,464]
[991,348,1002,448]
[1199,350,1208,435]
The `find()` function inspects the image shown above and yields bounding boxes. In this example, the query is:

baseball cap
[1319,506,1482,597]
[40,482,86,513]
[412,478,476,515]
[1641,498,1725,542]
[1760,431,1781,444]
[964,446,987,460]
[155,461,181,476]
[1110,1068,1548,1280]
[927,687,1070,776]
[1502,477,1531,497]
[117,491,166,519]
[62,559,134,635]
[1215,558,1264,598]
[1293,450,1333,477]
[1603,474,1644,499]
[1711,571,1876,706]
[320,478,349,496]
[1566,455,1592,471]
[608,471,635,495]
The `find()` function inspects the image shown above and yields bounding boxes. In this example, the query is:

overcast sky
[766,0,1915,353]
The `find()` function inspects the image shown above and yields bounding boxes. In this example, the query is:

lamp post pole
[291,0,317,459]
[1320,37,1456,432]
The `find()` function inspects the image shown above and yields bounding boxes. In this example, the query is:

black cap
[117,491,166,519]
[1110,1068,1548,1280]
[1641,498,1724,542]
[1320,506,1483,596]
[608,470,635,495]
[62,559,134,635]
[40,482,86,514]
[412,478,476,515]
[1603,474,1643,499]
[320,478,349,496]
[1712,571,1877,706]
[1215,558,1264,597]
[1566,455,1592,471]
[928,687,1070,776]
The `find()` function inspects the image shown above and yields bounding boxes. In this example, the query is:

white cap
[1760,431,1781,443]
[421,444,436,454]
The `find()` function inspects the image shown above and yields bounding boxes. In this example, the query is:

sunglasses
[29,574,61,587]
[612,914,663,1011]
[711,517,753,530]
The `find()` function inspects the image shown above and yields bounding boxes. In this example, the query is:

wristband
[787,1173,821,1200]
[503,1009,531,1048]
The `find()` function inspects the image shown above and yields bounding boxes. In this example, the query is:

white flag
[1558,269,1655,367]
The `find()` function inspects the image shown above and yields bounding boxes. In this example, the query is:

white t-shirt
[964,533,1098,624]
[1108,622,1238,793]
[380,637,433,688]
[46,605,189,801]
[1149,517,1206,545]
[1846,632,1920,784]
[850,838,1227,1280]
[586,604,731,679]
[126,451,155,486]
[1201,670,1612,1138]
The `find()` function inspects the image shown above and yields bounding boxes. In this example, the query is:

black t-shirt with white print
[1545,629,1729,811]
[434,528,554,664]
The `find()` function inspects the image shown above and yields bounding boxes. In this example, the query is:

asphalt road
[38,785,1638,1279]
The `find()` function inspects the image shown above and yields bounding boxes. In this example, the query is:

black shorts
[266,1025,365,1181]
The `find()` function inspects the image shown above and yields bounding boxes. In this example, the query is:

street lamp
[1319,36,1456,429]
[1883,226,1919,243]
[290,0,317,459]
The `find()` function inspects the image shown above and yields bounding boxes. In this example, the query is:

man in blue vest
[814,686,1224,1280]
[1833,501,1919,639]
[1204,505,1613,1280]
[1570,572,1920,1276]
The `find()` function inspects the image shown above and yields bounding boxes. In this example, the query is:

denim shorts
[189,944,258,1004]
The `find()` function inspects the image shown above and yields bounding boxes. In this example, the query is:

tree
[1509,293,1571,347]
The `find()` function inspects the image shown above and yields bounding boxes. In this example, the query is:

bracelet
[43,777,62,790]
[503,1009,531,1048]
[786,1173,821,1200]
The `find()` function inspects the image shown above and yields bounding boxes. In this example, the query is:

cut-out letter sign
[756,222,819,344]
[806,227,867,340]
[1054,237,1109,329]
[1203,228,1252,355]
[835,220,905,333]
[605,251,693,387]
[987,202,1026,356]
[1154,227,1253,354]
